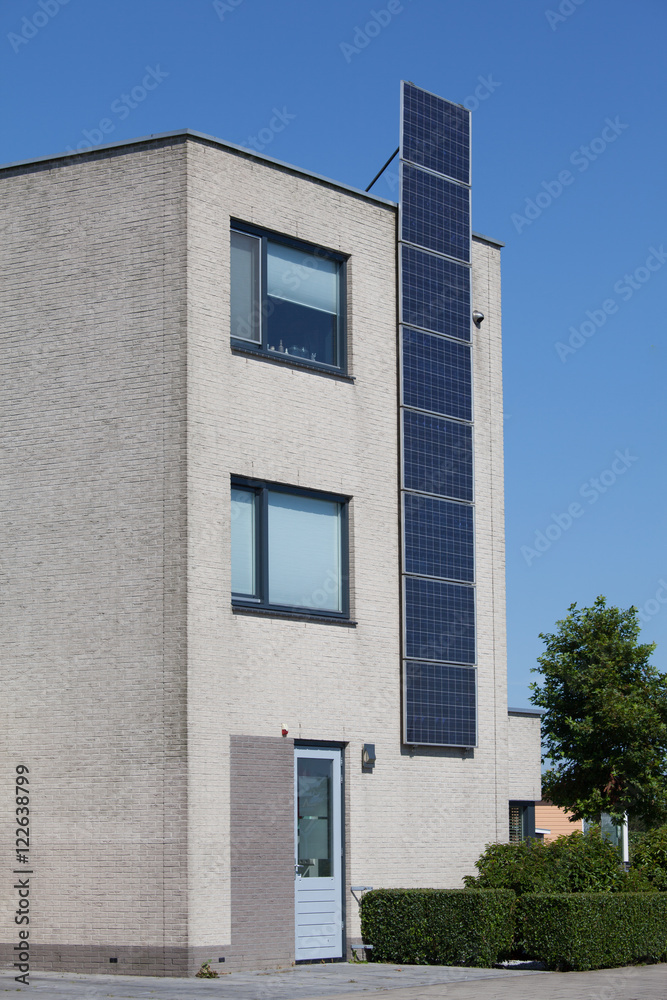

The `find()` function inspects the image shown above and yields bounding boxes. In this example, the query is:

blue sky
[2,0,665,707]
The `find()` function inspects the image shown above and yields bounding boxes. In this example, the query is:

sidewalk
[1,961,665,1000]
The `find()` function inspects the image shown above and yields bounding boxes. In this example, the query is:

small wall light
[362,744,376,770]
[472,310,485,327]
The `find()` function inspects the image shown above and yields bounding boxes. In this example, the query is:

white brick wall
[0,141,189,963]
[185,145,518,950]
[508,713,543,800]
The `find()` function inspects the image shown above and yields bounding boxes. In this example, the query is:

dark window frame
[230,220,348,374]
[231,476,350,620]
[509,800,537,843]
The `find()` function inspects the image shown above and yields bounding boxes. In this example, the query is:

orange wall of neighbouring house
[535,802,583,842]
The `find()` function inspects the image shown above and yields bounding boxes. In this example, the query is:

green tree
[530,596,667,825]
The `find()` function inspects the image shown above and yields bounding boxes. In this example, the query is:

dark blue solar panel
[404,494,474,582]
[403,411,473,501]
[401,164,470,263]
[401,245,470,341]
[402,83,470,185]
[405,661,476,746]
[404,577,476,664]
[402,328,472,421]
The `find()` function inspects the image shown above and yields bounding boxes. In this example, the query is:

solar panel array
[399,81,476,747]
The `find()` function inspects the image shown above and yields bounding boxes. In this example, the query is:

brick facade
[0,131,540,976]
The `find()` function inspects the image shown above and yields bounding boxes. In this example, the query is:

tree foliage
[530,596,667,824]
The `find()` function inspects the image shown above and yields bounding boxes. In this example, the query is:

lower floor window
[231,478,348,617]
[509,801,536,843]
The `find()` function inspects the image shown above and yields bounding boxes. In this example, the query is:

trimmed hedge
[518,892,667,971]
[360,889,515,967]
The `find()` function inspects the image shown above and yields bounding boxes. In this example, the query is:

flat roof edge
[0,128,397,209]
[508,706,544,717]
[472,231,505,248]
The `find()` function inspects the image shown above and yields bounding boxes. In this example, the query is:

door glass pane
[231,231,260,342]
[266,242,339,366]
[297,758,333,878]
[268,492,342,611]
[231,489,256,596]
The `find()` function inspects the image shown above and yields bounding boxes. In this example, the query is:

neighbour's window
[230,223,346,371]
[509,801,536,842]
[231,479,349,618]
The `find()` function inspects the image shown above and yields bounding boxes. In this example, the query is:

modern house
[0,83,541,976]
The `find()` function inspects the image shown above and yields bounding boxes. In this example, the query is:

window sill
[232,605,357,627]
[231,342,355,382]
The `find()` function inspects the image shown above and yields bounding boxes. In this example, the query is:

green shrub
[359,888,515,967]
[518,892,667,971]
[631,824,667,890]
[464,830,630,894]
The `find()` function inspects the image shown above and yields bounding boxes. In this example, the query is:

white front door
[294,746,343,960]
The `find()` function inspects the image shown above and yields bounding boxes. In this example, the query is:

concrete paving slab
[0,961,664,1000]
[0,962,544,999]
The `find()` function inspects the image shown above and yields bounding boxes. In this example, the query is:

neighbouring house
[535,801,584,842]
[0,82,541,976]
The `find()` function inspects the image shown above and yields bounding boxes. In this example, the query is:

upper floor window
[230,223,347,372]
[231,478,349,619]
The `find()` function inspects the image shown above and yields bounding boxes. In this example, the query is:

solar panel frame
[404,576,476,665]
[404,660,477,746]
[400,163,471,264]
[403,492,475,583]
[400,245,471,342]
[402,410,474,502]
[401,82,471,185]
[402,327,472,421]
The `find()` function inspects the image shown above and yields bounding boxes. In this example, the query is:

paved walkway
[0,961,664,999]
